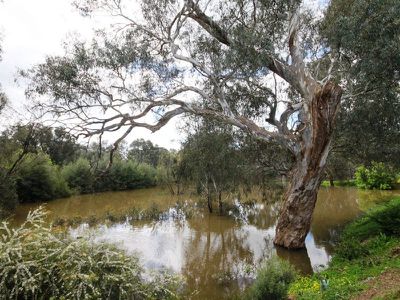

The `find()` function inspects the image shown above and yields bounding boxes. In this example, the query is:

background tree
[237,134,293,196]
[322,0,400,171]
[179,122,242,213]
[128,139,168,168]
[156,150,183,195]
[47,128,80,165]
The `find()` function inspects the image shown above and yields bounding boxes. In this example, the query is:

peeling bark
[274,82,342,249]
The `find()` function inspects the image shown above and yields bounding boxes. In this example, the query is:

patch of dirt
[353,269,400,300]
[390,247,400,258]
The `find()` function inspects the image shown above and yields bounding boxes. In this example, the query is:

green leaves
[245,256,296,300]
[354,162,396,190]
[0,207,182,299]
[323,0,400,169]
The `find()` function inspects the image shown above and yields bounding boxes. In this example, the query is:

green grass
[289,197,400,300]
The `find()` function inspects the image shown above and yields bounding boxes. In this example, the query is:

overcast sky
[0,0,182,149]
[0,0,326,150]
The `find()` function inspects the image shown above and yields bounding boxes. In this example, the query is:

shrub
[15,153,70,202]
[52,167,72,198]
[289,197,400,300]
[0,169,18,218]
[335,236,370,260]
[367,197,400,235]
[135,162,157,188]
[246,256,296,300]
[354,162,396,190]
[93,159,156,192]
[0,207,182,299]
[62,157,94,194]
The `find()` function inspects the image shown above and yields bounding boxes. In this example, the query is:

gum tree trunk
[274,82,342,249]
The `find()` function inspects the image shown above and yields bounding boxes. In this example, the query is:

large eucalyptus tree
[24,0,344,248]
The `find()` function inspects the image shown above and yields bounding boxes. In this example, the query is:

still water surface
[12,187,400,299]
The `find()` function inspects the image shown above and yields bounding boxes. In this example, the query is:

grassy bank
[289,197,400,299]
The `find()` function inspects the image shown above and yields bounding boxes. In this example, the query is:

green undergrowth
[320,180,355,187]
[244,256,297,300]
[289,197,400,299]
[0,207,183,299]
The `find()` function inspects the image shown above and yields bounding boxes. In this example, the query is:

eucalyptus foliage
[322,0,400,168]
[0,207,182,299]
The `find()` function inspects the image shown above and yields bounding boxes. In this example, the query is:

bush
[334,236,370,260]
[367,197,400,235]
[0,207,182,299]
[52,167,72,198]
[93,159,156,192]
[62,157,94,194]
[0,169,18,218]
[16,153,70,202]
[354,162,396,190]
[246,256,296,300]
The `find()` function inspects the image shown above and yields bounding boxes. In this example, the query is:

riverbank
[289,196,400,299]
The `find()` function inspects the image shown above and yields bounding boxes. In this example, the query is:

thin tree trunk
[274,82,342,249]
[206,179,213,213]
[207,189,213,213]
[218,190,222,214]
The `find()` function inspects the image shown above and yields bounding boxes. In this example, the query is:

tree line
[0,124,172,217]
[1,116,399,219]
[0,120,292,218]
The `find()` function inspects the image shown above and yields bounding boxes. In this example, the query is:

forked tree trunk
[274,82,342,249]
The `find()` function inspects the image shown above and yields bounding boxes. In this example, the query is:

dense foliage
[0,124,169,216]
[0,169,17,218]
[354,162,396,190]
[0,208,182,299]
[245,256,296,300]
[16,153,69,202]
[322,0,400,176]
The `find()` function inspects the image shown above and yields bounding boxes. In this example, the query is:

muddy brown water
[11,187,400,299]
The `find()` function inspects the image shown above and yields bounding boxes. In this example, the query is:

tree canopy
[23,0,329,157]
[323,0,400,169]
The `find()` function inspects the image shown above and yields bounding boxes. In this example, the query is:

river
[11,187,400,299]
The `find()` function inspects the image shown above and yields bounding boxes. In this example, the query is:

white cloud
[0,0,183,149]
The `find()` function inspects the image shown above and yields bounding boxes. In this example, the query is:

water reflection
[13,187,400,299]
